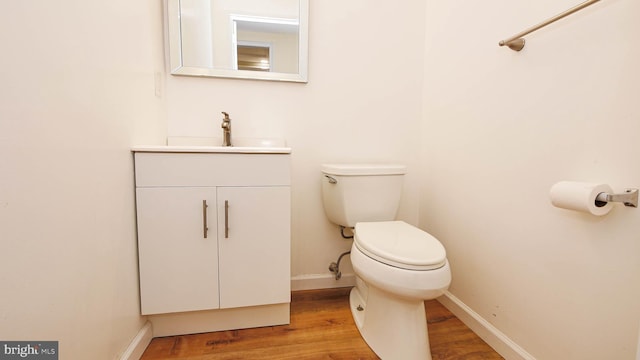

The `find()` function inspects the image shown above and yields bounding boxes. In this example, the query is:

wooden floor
[141,287,503,360]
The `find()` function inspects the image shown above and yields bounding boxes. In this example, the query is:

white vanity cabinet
[133,149,291,335]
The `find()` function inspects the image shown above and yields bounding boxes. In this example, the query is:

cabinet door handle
[202,200,209,238]
[224,200,229,238]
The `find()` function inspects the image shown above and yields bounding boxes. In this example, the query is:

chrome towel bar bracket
[595,189,639,208]
[499,0,601,52]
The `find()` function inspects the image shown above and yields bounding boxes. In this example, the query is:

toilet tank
[321,164,406,228]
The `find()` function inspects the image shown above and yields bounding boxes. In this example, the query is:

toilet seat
[354,221,446,270]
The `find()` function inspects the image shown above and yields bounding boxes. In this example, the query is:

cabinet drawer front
[134,153,291,187]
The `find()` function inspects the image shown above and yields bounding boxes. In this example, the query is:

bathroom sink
[132,137,291,154]
[168,136,286,147]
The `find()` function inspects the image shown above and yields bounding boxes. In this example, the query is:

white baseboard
[636,320,640,360]
[291,273,356,291]
[438,291,536,360]
[119,321,153,360]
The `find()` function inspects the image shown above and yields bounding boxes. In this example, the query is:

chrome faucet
[221,112,232,147]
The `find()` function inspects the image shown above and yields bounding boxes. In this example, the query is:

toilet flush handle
[325,175,337,184]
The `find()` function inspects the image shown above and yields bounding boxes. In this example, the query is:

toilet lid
[354,221,446,270]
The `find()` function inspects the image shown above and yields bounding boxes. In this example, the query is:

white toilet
[321,164,451,360]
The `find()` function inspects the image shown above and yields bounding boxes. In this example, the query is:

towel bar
[499,0,601,51]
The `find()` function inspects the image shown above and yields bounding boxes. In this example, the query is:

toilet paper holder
[595,189,639,208]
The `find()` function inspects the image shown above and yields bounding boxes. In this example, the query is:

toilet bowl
[349,221,451,360]
[320,164,452,360]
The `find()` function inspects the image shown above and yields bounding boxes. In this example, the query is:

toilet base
[349,284,431,360]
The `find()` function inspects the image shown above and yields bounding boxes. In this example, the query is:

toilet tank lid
[321,163,406,176]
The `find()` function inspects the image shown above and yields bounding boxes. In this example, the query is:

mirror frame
[167,0,309,83]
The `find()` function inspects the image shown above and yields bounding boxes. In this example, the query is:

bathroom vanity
[132,145,291,336]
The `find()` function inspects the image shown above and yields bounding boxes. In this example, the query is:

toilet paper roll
[550,181,614,216]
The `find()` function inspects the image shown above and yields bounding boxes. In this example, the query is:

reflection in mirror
[237,44,270,71]
[167,0,308,83]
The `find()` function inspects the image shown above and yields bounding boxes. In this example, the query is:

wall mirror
[167,0,308,83]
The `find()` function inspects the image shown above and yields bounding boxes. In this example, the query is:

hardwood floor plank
[141,287,503,360]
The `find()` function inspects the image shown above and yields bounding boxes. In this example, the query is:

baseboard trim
[438,291,536,360]
[119,321,153,360]
[291,273,356,291]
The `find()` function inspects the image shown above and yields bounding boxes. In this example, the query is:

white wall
[421,0,640,359]
[165,0,427,283]
[0,1,165,359]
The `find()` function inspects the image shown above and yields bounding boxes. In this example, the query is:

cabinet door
[136,187,219,315]
[217,186,291,309]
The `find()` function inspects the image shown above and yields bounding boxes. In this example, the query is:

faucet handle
[222,111,230,120]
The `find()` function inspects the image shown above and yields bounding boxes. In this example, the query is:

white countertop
[131,145,291,154]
